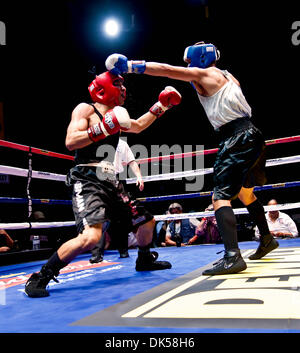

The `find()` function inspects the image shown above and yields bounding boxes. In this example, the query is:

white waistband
[76,161,115,173]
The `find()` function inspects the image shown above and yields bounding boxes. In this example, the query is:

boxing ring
[1,135,300,334]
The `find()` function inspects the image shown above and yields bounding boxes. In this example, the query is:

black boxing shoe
[119,249,129,258]
[89,253,104,263]
[202,249,247,276]
[25,265,59,298]
[248,234,279,260]
[136,251,171,271]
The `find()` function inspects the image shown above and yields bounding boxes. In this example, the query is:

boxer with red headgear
[88,71,126,107]
[25,70,182,297]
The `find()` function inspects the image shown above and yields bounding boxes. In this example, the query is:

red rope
[1,134,299,163]
[0,140,74,161]
[136,135,300,164]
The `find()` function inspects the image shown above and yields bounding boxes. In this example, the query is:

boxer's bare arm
[145,62,203,82]
[65,103,94,151]
[126,85,181,133]
[126,111,158,133]
[144,63,227,95]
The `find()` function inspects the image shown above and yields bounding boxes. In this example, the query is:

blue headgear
[183,42,220,68]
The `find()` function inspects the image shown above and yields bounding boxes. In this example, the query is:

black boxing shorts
[66,165,153,235]
[213,117,267,201]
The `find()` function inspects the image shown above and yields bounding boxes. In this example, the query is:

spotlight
[103,18,121,37]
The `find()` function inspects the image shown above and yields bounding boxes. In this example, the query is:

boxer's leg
[238,187,278,260]
[202,197,247,275]
[25,224,103,297]
[135,218,171,271]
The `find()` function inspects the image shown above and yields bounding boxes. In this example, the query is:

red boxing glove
[159,86,182,108]
[88,107,132,142]
[87,110,119,142]
[150,86,182,118]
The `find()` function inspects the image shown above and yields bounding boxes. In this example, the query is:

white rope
[0,221,75,230]
[153,202,300,222]
[126,154,300,184]
[1,202,299,229]
[0,154,299,184]
[0,165,66,182]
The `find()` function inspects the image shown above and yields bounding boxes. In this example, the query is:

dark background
[1,0,300,148]
[0,0,299,246]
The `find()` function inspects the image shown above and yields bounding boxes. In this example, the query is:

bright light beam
[103,18,121,37]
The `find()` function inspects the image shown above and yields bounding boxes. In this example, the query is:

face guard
[88,71,126,106]
[183,42,220,68]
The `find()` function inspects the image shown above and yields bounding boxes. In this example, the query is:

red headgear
[88,71,125,106]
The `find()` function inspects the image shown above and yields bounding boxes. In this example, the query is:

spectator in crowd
[188,204,221,244]
[165,203,200,247]
[254,199,298,239]
[0,229,15,252]
[155,210,171,247]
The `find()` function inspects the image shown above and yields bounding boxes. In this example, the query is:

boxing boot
[202,249,247,276]
[25,264,59,298]
[136,251,171,271]
[248,234,279,260]
[89,253,104,263]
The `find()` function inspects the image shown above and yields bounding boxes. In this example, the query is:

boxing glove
[88,107,131,142]
[150,86,182,118]
[105,54,146,75]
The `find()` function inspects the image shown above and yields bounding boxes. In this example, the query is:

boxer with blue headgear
[183,41,220,69]
[105,39,279,275]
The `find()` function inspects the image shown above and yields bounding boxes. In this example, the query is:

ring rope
[0,180,299,206]
[153,202,300,222]
[0,139,74,160]
[1,202,299,230]
[0,221,75,230]
[1,136,299,231]
[137,180,300,203]
[136,135,300,164]
[0,165,66,182]
[126,155,300,184]
[1,154,299,184]
[0,197,72,205]
[1,134,299,163]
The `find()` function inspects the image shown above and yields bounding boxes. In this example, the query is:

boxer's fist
[159,86,182,108]
[150,86,182,118]
[105,54,129,75]
[112,106,131,131]
[105,53,146,75]
[88,107,131,142]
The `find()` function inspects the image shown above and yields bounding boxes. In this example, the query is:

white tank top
[197,70,252,130]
